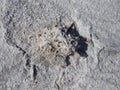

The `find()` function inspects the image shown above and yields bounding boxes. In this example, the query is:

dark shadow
[64,23,88,57]
[60,22,88,66]
[61,23,88,57]
[25,54,31,67]
[65,56,71,66]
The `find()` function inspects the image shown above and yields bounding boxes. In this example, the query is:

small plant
[28,22,88,67]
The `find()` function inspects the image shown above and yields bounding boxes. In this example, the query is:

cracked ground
[0,0,120,90]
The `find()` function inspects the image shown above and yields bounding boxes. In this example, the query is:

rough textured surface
[0,0,120,90]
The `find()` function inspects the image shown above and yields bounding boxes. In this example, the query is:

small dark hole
[33,65,37,80]
[38,34,41,37]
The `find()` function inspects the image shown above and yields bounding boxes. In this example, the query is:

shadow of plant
[60,23,88,66]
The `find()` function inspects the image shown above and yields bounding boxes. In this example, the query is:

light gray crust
[0,0,120,90]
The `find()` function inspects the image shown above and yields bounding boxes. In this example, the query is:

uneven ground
[0,0,120,90]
